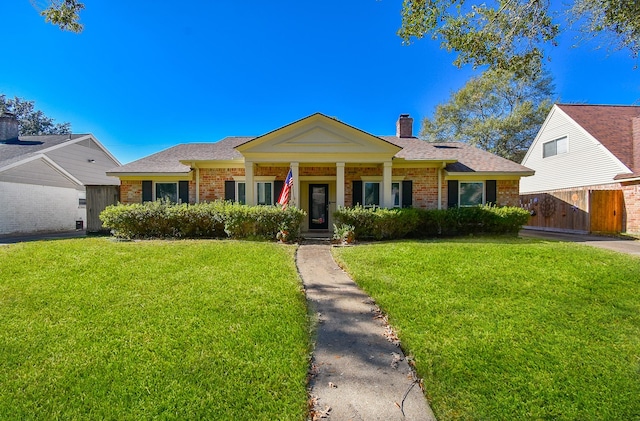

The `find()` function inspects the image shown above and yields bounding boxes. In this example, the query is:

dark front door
[309,184,329,230]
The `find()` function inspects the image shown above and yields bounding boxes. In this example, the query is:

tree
[32,0,84,33]
[0,95,71,135]
[420,69,554,162]
[399,0,640,74]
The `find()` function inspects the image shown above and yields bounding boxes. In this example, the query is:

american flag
[277,168,293,209]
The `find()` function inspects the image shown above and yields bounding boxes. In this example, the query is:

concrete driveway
[519,229,640,257]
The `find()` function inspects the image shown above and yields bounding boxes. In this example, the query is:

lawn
[0,238,310,420]
[333,238,640,420]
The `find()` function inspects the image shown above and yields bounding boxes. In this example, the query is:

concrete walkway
[297,243,436,421]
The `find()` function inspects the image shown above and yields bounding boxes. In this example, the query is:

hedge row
[99,200,306,240]
[333,205,530,240]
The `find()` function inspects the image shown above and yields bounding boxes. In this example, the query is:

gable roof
[0,134,87,169]
[1,134,122,186]
[557,104,640,172]
[108,114,533,176]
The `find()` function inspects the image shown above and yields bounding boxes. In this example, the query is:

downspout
[195,164,200,203]
[438,162,445,210]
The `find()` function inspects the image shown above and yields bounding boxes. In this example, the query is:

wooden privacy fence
[87,185,120,233]
[520,189,623,234]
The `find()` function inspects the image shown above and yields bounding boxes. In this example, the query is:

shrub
[100,201,305,240]
[334,205,529,240]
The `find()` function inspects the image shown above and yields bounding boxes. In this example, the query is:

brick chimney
[396,114,413,138]
[633,117,640,173]
[0,112,19,142]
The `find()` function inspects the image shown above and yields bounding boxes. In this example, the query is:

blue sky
[2,1,638,164]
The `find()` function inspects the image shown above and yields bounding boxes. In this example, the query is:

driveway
[0,230,87,246]
[519,229,640,257]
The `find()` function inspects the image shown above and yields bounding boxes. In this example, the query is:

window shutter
[352,181,362,207]
[402,180,413,208]
[179,181,189,204]
[447,180,459,208]
[142,180,152,202]
[486,180,497,205]
[274,180,284,203]
[224,181,235,201]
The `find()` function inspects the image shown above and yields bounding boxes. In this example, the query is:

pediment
[236,113,401,158]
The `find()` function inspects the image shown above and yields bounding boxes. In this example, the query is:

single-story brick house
[107,113,533,232]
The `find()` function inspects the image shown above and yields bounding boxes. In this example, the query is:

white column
[245,161,255,205]
[291,162,300,208]
[383,161,393,208]
[336,162,345,208]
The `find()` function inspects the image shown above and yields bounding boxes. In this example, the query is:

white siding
[0,158,80,189]
[46,139,120,185]
[0,181,81,235]
[520,107,630,193]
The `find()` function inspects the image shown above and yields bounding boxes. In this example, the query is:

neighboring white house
[520,104,640,234]
[0,112,121,235]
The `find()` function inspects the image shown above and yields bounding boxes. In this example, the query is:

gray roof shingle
[109,134,533,175]
[0,134,87,169]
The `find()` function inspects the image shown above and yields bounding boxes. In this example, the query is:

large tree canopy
[399,0,640,73]
[420,69,554,162]
[1,95,71,136]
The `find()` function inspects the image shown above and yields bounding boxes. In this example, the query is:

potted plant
[333,223,355,245]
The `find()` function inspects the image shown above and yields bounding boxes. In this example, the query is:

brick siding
[120,180,142,204]
[621,181,640,234]
[497,180,520,206]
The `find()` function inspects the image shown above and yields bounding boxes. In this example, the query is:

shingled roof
[557,104,640,173]
[0,134,87,169]
[109,133,532,175]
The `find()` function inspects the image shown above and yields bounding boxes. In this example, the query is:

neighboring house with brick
[520,104,640,234]
[107,113,533,232]
[0,112,121,235]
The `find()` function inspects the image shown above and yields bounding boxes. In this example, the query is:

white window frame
[459,181,484,207]
[542,136,568,158]
[363,181,380,208]
[236,182,246,205]
[154,182,178,202]
[256,181,273,205]
[391,182,402,208]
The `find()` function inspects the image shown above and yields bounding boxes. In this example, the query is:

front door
[309,184,329,230]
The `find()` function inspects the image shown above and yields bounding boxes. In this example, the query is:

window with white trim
[237,182,246,205]
[543,136,568,158]
[363,182,380,207]
[155,182,178,202]
[459,182,484,206]
[256,182,273,205]
[391,182,401,208]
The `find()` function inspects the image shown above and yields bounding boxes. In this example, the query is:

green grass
[333,238,640,420]
[0,239,309,420]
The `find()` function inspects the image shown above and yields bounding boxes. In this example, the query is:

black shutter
[179,181,189,204]
[402,180,413,208]
[447,180,459,208]
[486,180,497,205]
[224,181,235,201]
[352,181,362,207]
[274,180,284,204]
[142,180,152,202]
